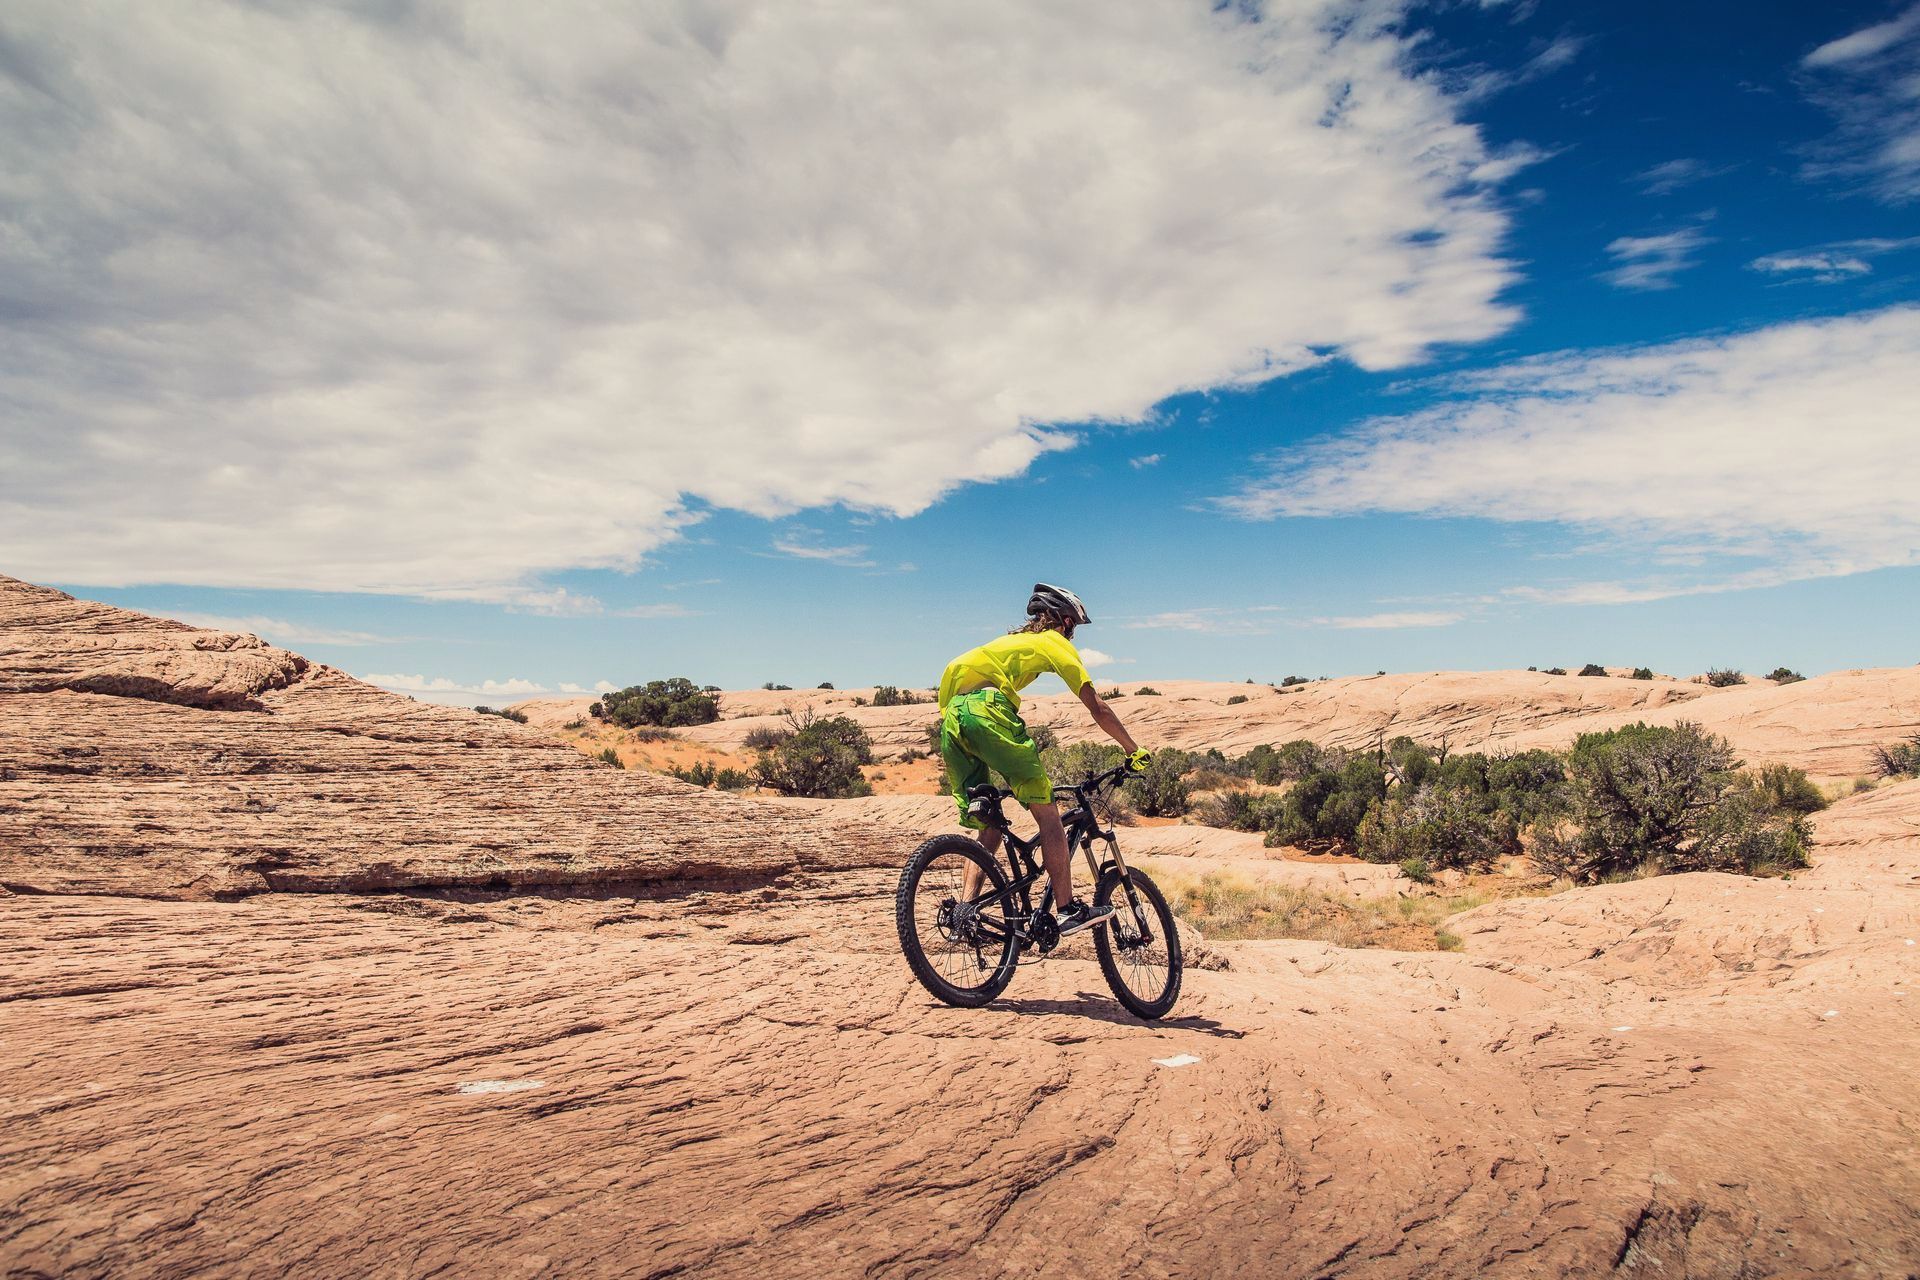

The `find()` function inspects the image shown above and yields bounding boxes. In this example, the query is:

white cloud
[1118,608,1279,636]
[1129,454,1164,470]
[1800,6,1920,201]
[1633,158,1736,195]
[1312,611,1464,629]
[1222,307,1920,599]
[363,673,549,697]
[593,680,618,695]
[559,682,588,694]
[767,534,875,568]
[1078,647,1131,668]
[1749,237,1920,283]
[1601,227,1712,291]
[171,613,395,647]
[0,1,1519,600]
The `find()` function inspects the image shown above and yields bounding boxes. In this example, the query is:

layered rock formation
[521,665,1920,779]
[0,575,886,898]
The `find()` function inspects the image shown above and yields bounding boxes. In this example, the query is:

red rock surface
[4,578,1918,1277]
[521,664,1920,780]
[0,575,887,898]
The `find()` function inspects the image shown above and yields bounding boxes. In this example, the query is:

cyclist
[936,583,1149,937]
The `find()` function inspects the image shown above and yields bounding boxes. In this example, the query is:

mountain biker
[936,583,1149,937]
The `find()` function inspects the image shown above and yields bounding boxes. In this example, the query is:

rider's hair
[1011,611,1075,640]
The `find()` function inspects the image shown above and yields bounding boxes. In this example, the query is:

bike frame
[962,767,1148,949]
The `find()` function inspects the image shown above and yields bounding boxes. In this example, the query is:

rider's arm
[1078,683,1138,754]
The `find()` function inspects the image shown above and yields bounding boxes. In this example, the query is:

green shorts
[940,688,1053,828]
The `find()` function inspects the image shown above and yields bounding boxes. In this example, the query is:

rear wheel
[896,834,1020,1007]
[1092,866,1182,1020]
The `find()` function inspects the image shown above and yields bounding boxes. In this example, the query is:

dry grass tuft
[1148,863,1533,952]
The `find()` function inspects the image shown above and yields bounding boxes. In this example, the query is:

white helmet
[1027,582,1091,627]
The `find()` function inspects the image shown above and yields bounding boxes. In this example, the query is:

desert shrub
[1578,663,1608,678]
[1765,667,1805,684]
[1191,789,1287,832]
[715,767,752,790]
[1237,739,1340,785]
[742,725,790,752]
[1265,754,1388,852]
[1534,722,1737,881]
[597,679,719,729]
[1279,675,1309,687]
[1630,667,1655,681]
[1027,724,1060,753]
[1125,748,1195,817]
[870,685,925,707]
[587,701,604,719]
[562,717,586,730]
[1356,784,1518,872]
[1674,785,1811,875]
[1872,733,1920,778]
[1227,693,1249,705]
[671,761,717,787]
[1135,686,1162,696]
[1750,763,1828,816]
[762,682,792,691]
[631,726,676,743]
[597,747,623,768]
[1399,856,1434,885]
[474,706,530,723]
[751,711,874,798]
[1485,749,1571,827]
[1542,667,1567,676]
[1705,667,1745,687]
[816,681,835,690]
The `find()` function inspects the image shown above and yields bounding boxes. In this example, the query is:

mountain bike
[894,763,1183,1019]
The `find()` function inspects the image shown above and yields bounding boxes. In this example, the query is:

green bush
[762,682,792,691]
[1235,739,1339,785]
[1578,663,1608,678]
[817,681,835,690]
[474,706,530,723]
[715,767,752,790]
[742,725,789,752]
[1265,754,1387,852]
[1542,667,1567,676]
[670,761,717,787]
[1227,694,1249,705]
[1535,722,1752,881]
[1125,748,1194,817]
[1278,675,1308,687]
[596,679,720,728]
[1765,667,1805,684]
[1749,763,1828,815]
[1872,733,1920,778]
[751,712,874,798]
[1135,686,1162,696]
[1705,667,1745,687]
[1398,856,1434,885]
[1356,784,1518,872]
[1191,789,1287,832]
[597,747,623,769]
[1675,785,1811,875]
[1630,667,1655,681]
[870,685,925,707]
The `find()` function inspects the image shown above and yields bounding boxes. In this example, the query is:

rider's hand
[1124,748,1151,774]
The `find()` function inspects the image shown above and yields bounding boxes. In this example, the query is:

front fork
[1082,829,1152,942]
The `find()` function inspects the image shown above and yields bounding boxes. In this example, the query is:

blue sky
[6,1,1918,701]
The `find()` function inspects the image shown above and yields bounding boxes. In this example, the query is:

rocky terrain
[4,576,1918,1278]
[519,664,1920,783]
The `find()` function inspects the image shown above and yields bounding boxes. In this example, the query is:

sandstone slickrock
[0,576,890,898]
[4,577,1919,1278]
[521,665,1920,780]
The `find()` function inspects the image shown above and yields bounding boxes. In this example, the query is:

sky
[4,0,1918,703]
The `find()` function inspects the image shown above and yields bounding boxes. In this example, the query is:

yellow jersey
[937,629,1093,712]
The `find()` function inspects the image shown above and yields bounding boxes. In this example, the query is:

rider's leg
[1028,802,1074,910]
[964,826,1003,899]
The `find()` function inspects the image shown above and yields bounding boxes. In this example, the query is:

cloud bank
[1223,307,1920,596]
[0,1,1518,599]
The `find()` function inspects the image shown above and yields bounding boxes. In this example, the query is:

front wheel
[896,834,1021,1008]
[1092,866,1183,1020]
